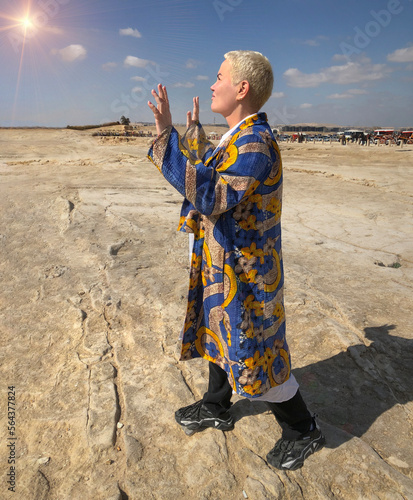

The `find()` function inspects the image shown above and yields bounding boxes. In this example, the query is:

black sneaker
[175,400,234,435]
[266,421,326,470]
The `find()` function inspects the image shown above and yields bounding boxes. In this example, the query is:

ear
[236,80,250,101]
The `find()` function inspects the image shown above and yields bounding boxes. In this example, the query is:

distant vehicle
[373,129,395,145]
[344,129,364,142]
[374,128,394,136]
[397,130,413,145]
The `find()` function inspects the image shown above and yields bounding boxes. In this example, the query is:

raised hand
[147,84,172,136]
[186,96,199,129]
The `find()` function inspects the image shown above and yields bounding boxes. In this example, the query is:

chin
[211,103,220,114]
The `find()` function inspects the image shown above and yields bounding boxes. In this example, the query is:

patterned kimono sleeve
[181,122,215,164]
[148,124,275,216]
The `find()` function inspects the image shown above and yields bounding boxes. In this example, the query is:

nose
[210,82,215,92]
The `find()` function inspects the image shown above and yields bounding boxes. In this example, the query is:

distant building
[282,124,327,133]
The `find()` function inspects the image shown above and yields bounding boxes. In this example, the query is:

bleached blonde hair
[224,50,274,111]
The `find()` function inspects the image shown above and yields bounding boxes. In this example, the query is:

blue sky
[1,0,412,127]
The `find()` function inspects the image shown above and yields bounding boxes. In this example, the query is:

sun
[21,17,33,30]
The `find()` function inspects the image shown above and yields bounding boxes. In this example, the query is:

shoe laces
[179,400,204,419]
[277,439,296,453]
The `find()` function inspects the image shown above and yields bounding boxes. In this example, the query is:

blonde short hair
[224,50,274,111]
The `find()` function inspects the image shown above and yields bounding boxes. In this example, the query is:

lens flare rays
[0,1,38,123]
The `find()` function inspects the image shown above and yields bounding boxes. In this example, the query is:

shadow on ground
[230,324,412,449]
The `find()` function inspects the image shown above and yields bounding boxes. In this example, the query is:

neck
[225,105,259,129]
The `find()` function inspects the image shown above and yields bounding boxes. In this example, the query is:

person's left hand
[186,96,199,128]
[147,84,172,136]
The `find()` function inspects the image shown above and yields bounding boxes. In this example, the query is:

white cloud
[131,76,147,82]
[186,59,200,69]
[299,103,312,109]
[303,35,328,47]
[284,59,391,87]
[52,44,86,62]
[332,53,348,62]
[124,56,153,68]
[132,86,143,93]
[119,28,142,38]
[328,88,368,99]
[387,45,413,63]
[173,82,195,88]
[327,93,353,99]
[271,92,285,98]
[102,62,117,71]
[196,75,209,80]
[304,40,319,47]
[44,26,64,35]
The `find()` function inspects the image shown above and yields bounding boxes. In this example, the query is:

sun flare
[21,17,33,29]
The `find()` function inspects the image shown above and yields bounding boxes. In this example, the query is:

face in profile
[210,59,240,118]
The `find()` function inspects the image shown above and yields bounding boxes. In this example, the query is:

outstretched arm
[182,95,215,163]
[148,124,279,217]
[148,85,214,164]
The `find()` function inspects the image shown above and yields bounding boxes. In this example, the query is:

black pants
[203,362,313,439]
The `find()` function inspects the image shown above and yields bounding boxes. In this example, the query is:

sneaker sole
[180,424,235,436]
[183,427,197,436]
[178,417,234,435]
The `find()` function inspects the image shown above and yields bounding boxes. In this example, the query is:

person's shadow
[231,324,413,448]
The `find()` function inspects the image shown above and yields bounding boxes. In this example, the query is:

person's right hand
[147,84,172,136]
[186,96,199,128]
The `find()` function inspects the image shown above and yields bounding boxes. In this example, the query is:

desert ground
[0,126,412,500]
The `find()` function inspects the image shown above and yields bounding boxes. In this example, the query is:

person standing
[147,50,325,470]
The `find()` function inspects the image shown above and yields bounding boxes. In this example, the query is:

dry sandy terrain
[0,127,412,499]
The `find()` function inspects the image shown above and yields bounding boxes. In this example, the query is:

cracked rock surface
[0,128,412,499]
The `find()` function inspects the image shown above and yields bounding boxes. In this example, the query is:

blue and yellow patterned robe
[148,112,290,398]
